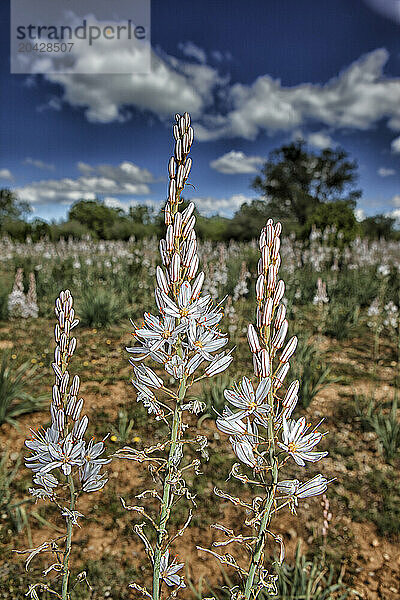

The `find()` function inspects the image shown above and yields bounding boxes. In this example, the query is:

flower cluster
[21,290,109,599]
[119,112,233,600]
[8,268,38,319]
[200,219,331,599]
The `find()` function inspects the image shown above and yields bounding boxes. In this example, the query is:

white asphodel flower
[229,421,260,468]
[224,377,271,421]
[278,416,328,466]
[159,550,186,588]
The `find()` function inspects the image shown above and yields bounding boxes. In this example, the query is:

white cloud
[16,161,155,206]
[0,169,13,180]
[307,131,334,149]
[28,25,400,145]
[378,167,396,176]
[391,194,400,207]
[178,41,206,64]
[355,208,365,221]
[195,49,400,140]
[363,0,400,24]
[191,193,251,216]
[391,135,400,153]
[30,17,223,124]
[23,157,55,171]
[210,151,264,174]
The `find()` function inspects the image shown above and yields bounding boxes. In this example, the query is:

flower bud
[168,156,176,179]
[170,253,181,282]
[247,324,261,354]
[273,280,285,306]
[280,336,297,363]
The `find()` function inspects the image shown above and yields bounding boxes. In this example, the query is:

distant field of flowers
[1,230,399,599]
[1,115,400,600]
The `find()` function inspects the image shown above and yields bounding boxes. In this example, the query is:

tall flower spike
[199,220,331,599]
[120,113,233,600]
[21,290,109,600]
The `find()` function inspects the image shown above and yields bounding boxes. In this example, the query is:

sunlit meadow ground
[0,235,399,599]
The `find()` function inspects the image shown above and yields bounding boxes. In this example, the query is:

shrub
[79,288,125,327]
[291,336,336,409]
[0,352,46,427]
[324,300,359,340]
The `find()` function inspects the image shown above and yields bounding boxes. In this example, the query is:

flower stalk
[200,219,332,599]
[119,112,233,599]
[20,289,110,600]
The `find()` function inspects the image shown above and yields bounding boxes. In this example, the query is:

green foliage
[187,545,352,600]
[0,352,46,427]
[49,219,91,241]
[112,410,135,444]
[275,543,351,600]
[229,200,273,241]
[68,199,124,239]
[0,289,8,320]
[291,337,336,409]
[197,374,233,423]
[329,268,379,308]
[306,200,359,245]
[365,391,400,462]
[0,448,31,539]
[324,300,359,340]
[364,467,400,539]
[78,288,125,327]
[361,214,400,241]
[252,141,361,233]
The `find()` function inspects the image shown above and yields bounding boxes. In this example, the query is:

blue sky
[1,0,400,222]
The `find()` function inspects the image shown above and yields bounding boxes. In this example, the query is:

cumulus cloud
[23,157,55,171]
[363,0,400,23]
[307,131,334,149]
[210,151,264,174]
[191,193,252,216]
[178,41,206,64]
[16,161,155,206]
[378,167,396,176]
[28,16,224,124]
[195,49,400,140]
[391,194,400,207]
[391,135,400,153]
[355,208,366,221]
[0,169,13,180]
[26,18,400,145]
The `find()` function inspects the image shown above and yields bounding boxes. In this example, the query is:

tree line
[1,142,399,243]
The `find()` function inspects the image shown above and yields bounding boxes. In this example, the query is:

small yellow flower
[42,353,46,358]
[110,434,118,442]
[11,354,17,360]
[83,360,89,366]
[133,436,141,443]
[106,339,111,345]
[39,362,44,367]
[31,358,37,364]
[92,329,97,334]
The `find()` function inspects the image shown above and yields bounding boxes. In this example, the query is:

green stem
[152,377,186,600]
[61,474,75,600]
[243,414,278,599]
[244,322,278,600]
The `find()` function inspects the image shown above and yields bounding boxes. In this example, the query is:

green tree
[68,199,123,239]
[306,200,359,244]
[252,141,361,234]
[229,200,272,241]
[361,214,399,240]
[0,188,32,239]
